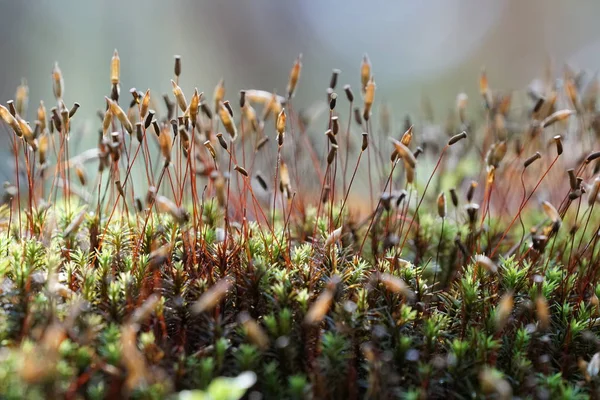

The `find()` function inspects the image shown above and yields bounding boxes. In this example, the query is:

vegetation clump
[0,52,600,399]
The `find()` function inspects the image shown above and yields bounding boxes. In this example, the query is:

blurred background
[1,0,600,193]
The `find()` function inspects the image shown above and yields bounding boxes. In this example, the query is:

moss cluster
[0,53,600,399]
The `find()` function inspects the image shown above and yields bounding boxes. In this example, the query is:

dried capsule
[243,103,259,132]
[448,131,467,145]
[189,88,201,127]
[52,62,64,99]
[449,188,458,207]
[174,55,181,77]
[171,80,187,113]
[239,90,246,108]
[329,68,341,90]
[135,122,143,142]
[389,137,416,168]
[329,92,337,111]
[585,151,600,164]
[395,190,407,208]
[255,173,268,191]
[541,109,574,128]
[344,84,354,103]
[51,107,62,133]
[0,104,23,137]
[223,100,234,117]
[286,54,302,99]
[524,152,542,168]
[107,98,133,134]
[486,141,507,168]
[363,76,376,121]
[130,88,142,107]
[570,189,583,200]
[360,54,371,93]
[17,115,36,149]
[7,100,16,116]
[142,109,154,130]
[143,117,161,142]
[361,132,368,151]
[276,108,286,135]
[318,185,329,204]
[331,115,339,135]
[140,89,151,119]
[68,102,80,118]
[204,140,216,160]
[553,135,563,155]
[216,132,228,150]
[219,101,237,140]
[110,49,120,84]
[467,181,477,202]
[437,192,446,218]
[60,108,70,134]
[401,125,413,146]
[158,124,173,163]
[234,165,248,177]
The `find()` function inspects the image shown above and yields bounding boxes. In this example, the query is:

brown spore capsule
[329,68,340,90]
[344,84,354,102]
[174,55,181,77]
